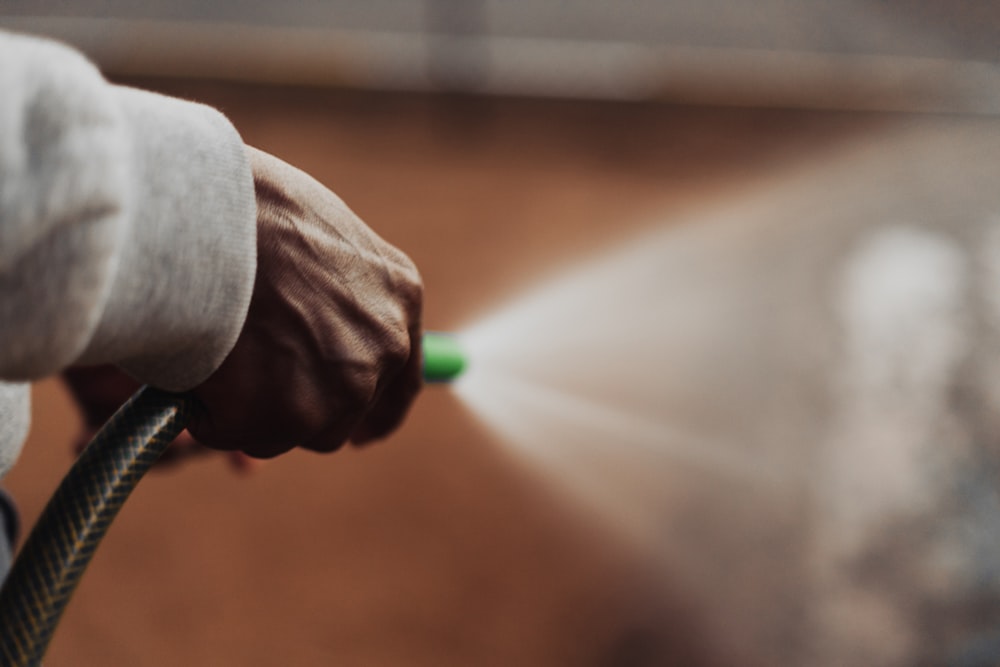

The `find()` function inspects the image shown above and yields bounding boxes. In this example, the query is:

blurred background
[4,2,1000,666]
[3,0,1000,111]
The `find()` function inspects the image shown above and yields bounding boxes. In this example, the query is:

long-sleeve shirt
[0,29,258,476]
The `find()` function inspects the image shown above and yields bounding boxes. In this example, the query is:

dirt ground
[5,83,879,666]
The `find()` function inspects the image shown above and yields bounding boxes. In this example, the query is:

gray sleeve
[0,30,257,391]
[0,384,29,478]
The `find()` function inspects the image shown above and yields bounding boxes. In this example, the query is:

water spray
[0,332,467,667]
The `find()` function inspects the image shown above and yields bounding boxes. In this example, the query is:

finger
[72,429,97,455]
[226,452,261,474]
[350,325,423,445]
[301,415,359,453]
[154,445,211,468]
[300,392,375,453]
[63,364,142,428]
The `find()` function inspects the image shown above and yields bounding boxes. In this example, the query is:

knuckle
[390,253,424,307]
[276,394,329,444]
[342,368,380,412]
[386,323,411,359]
[378,319,412,375]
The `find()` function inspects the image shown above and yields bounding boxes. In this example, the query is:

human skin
[62,364,253,471]
[66,147,423,461]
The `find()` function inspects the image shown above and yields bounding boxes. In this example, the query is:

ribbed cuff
[77,86,257,391]
[0,382,29,479]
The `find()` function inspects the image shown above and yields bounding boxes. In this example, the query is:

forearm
[0,30,256,390]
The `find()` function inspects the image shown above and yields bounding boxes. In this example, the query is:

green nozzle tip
[422,332,466,383]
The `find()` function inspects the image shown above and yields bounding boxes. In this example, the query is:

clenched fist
[189,147,423,458]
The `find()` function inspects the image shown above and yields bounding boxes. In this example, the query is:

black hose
[0,387,190,667]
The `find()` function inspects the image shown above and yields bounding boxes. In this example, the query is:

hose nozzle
[422,332,466,383]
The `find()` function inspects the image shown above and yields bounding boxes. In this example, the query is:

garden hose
[0,332,465,666]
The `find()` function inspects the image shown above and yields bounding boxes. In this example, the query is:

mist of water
[444,123,1000,665]
[450,209,795,541]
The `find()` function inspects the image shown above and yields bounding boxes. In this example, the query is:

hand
[188,147,424,459]
[62,365,257,472]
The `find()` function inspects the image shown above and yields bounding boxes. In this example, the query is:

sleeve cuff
[77,86,257,391]
[0,382,29,479]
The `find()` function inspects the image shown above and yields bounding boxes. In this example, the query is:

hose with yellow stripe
[0,332,465,667]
